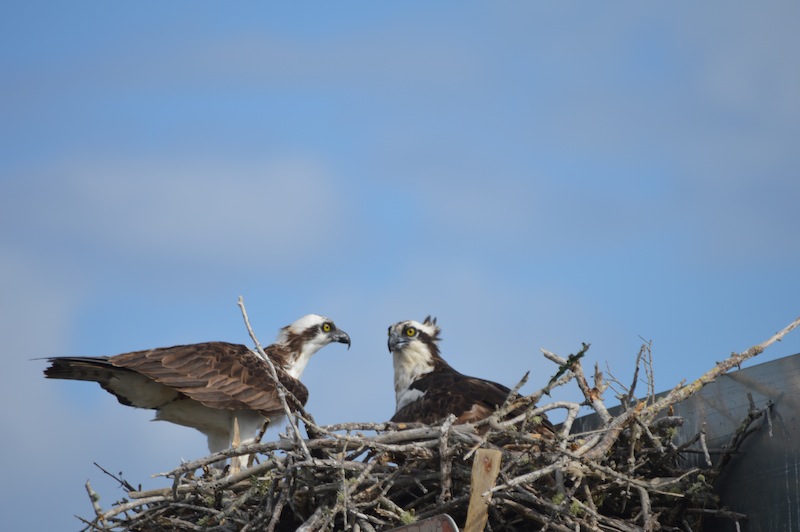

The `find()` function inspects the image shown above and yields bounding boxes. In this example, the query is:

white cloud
[14,156,346,268]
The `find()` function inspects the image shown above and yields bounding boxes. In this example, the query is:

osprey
[388,316,552,433]
[44,314,350,466]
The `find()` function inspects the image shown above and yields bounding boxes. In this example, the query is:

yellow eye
[323,323,332,332]
[406,327,416,337]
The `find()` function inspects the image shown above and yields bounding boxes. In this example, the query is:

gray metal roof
[572,352,800,531]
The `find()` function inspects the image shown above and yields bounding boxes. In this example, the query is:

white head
[387,316,443,402]
[276,314,350,378]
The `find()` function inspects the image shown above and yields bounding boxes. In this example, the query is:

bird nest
[78,318,800,532]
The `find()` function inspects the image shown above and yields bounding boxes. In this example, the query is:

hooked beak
[388,331,407,353]
[332,330,351,350]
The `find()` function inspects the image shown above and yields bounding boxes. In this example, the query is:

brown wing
[109,341,308,415]
[392,370,555,435]
[391,370,512,424]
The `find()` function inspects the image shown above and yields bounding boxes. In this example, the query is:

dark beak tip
[339,333,352,349]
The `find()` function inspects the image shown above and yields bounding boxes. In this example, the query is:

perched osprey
[388,316,552,433]
[44,314,350,465]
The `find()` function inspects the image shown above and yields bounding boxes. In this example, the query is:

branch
[237,295,312,460]
[543,344,612,424]
[640,316,800,424]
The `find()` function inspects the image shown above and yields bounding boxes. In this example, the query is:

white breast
[395,387,427,411]
[392,342,434,408]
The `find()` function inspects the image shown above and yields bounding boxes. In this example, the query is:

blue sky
[2,2,800,529]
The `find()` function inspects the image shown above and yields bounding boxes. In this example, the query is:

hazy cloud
[5,156,347,268]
